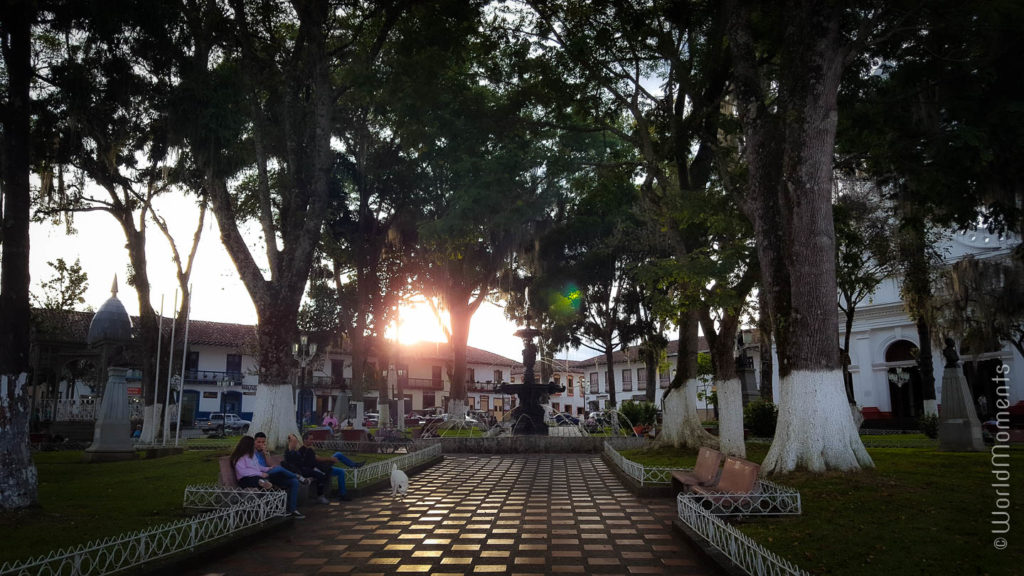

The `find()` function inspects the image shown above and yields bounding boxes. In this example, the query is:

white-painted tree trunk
[851,404,865,430]
[1,373,38,509]
[923,399,938,417]
[249,384,299,450]
[762,370,874,474]
[140,403,162,443]
[660,379,719,449]
[716,377,745,458]
[448,397,467,420]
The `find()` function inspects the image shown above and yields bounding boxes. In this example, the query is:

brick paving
[182,454,722,576]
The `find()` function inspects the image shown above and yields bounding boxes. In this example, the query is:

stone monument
[937,338,985,452]
[83,278,137,462]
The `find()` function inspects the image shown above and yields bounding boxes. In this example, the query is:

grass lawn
[621,440,1024,576]
[0,446,389,566]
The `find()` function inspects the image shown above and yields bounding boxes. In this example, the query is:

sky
[28,194,592,362]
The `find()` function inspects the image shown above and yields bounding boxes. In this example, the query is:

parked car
[553,412,580,426]
[363,412,379,427]
[200,413,251,436]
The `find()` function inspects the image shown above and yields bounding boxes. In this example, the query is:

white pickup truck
[200,413,251,436]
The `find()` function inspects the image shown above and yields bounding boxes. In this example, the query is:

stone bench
[218,455,318,502]
[670,447,724,494]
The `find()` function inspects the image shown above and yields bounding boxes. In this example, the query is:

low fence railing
[602,439,682,486]
[47,398,145,423]
[677,495,810,576]
[678,481,802,516]
[320,441,442,488]
[0,487,286,576]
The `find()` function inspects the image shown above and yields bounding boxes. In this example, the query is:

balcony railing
[183,370,244,385]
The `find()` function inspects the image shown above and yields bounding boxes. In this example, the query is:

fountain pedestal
[500,328,564,435]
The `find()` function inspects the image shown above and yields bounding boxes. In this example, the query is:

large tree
[727,0,873,473]
[167,0,407,447]
[0,0,38,510]
[522,0,736,448]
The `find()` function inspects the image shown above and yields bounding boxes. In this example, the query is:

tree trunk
[700,308,744,457]
[0,1,38,509]
[248,306,302,449]
[660,310,718,449]
[447,299,475,420]
[729,0,872,473]
[842,301,857,405]
[603,339,617,408]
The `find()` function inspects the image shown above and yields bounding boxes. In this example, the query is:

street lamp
[887,367,909,388]
[293,334,318,380]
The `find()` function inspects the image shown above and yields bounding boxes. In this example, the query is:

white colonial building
[841,227,1023,427]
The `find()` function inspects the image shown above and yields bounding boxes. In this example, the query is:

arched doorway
[886,340,923,425]
[221,390,243,416]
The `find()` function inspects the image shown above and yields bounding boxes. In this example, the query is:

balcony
[183,370,244,386]
[403,377,444,391]
[467,381,503,393]
[298,375,346,390]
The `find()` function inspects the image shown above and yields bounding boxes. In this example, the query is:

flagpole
[154,295,164,445]
[163,290,178,446]
[175,285,193,447]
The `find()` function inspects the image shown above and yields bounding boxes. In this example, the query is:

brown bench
[690,456,760,501]
[671,447,724,493]
[218,453,286,487]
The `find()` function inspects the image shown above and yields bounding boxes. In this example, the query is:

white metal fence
[677,495,810,576]
[48,398,146,423]
[0,488,286,576]
[602,439,684,485]
[679,481,802,516]
[341,441,442,488]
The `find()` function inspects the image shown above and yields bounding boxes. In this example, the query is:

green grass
[0,447,388,565]
[622,442,1024,576]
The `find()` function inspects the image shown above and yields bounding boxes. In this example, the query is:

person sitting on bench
[230,435,304,518]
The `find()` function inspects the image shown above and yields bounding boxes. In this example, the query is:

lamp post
[293,334,318,426]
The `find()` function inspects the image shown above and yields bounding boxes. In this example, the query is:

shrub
[918,414,939,438]
[743,399,778,438]
[617,400,658,429]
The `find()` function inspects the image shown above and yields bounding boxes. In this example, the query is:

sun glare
[384,298,449,345]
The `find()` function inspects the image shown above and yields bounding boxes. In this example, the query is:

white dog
[390,463,409,497]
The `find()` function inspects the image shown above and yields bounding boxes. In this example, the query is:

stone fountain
[499,327,564,435]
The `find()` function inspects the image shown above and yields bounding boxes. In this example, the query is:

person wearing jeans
[231,435,303,518]
[253,432,306,518]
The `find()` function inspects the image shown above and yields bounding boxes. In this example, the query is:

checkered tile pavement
[183,454,721,575]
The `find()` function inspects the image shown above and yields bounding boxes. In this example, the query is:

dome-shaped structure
[88,276,132,347]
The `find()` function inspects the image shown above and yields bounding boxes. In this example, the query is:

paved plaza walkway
[183,454,722,576]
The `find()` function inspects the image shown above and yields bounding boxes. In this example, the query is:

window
[637,368,647,390]
[467,368,476,383]
[493,369,503,383]
[621,369,632,392]
[226,354,242,375]
[467,397,476,409]
[332,359,345,387]
[480,395,489,411]
[432,366,442,387]
[423,392,435,408]
[567,376,574,396]
[590,372,599,393]
[186,351,199,372]
[552,402,559,412]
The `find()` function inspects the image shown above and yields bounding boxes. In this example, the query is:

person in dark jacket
[286,432,357,502]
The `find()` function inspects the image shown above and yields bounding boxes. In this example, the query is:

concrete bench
[670,447,723,494]
[690,456,761,503]
[218,455,317,503]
